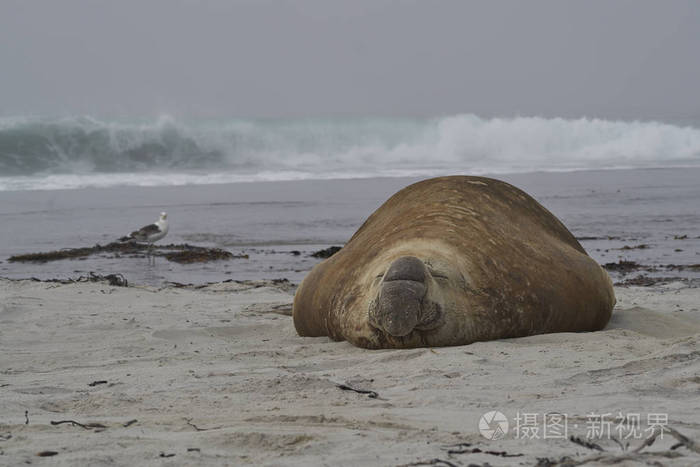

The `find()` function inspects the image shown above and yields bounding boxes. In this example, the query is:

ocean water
[1,114,699,191]
[1,115,699,285]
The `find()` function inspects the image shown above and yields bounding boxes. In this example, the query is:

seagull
[120,212,169,255]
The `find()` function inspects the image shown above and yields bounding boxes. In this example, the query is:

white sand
[1,278,699,466]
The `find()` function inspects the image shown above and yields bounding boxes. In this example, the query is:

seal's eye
[428,268,449,280]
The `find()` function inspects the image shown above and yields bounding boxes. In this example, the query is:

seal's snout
[369,256,428,337]
[383,255,427,283]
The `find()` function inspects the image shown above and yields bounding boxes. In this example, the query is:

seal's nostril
[383,256,427,283]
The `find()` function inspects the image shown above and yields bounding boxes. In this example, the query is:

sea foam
[1,114,698,191]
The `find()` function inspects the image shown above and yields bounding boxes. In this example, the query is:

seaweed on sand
[310,246,342,258]
[602,260,643,272]
[8,242,246,264]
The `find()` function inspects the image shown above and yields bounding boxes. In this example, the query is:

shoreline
[1,277,699,465]
[2,167,699,286]
[3,165,700,194]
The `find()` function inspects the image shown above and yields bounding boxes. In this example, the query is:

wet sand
[2,168,700,286]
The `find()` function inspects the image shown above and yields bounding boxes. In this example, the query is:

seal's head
[343,239,475,348]
[370,257,453,338]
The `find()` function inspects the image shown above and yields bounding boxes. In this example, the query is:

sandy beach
[1,277,699,466]
[3,2,700,465]
[1,170,699,467]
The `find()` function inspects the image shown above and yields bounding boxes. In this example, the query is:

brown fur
[293,176,615,349]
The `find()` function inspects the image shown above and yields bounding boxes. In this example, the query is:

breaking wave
[1,114,699,191]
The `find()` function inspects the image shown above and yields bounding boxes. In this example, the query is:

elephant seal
[293,176,615,349]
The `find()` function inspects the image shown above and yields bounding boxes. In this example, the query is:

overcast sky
[1,0,698,120]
